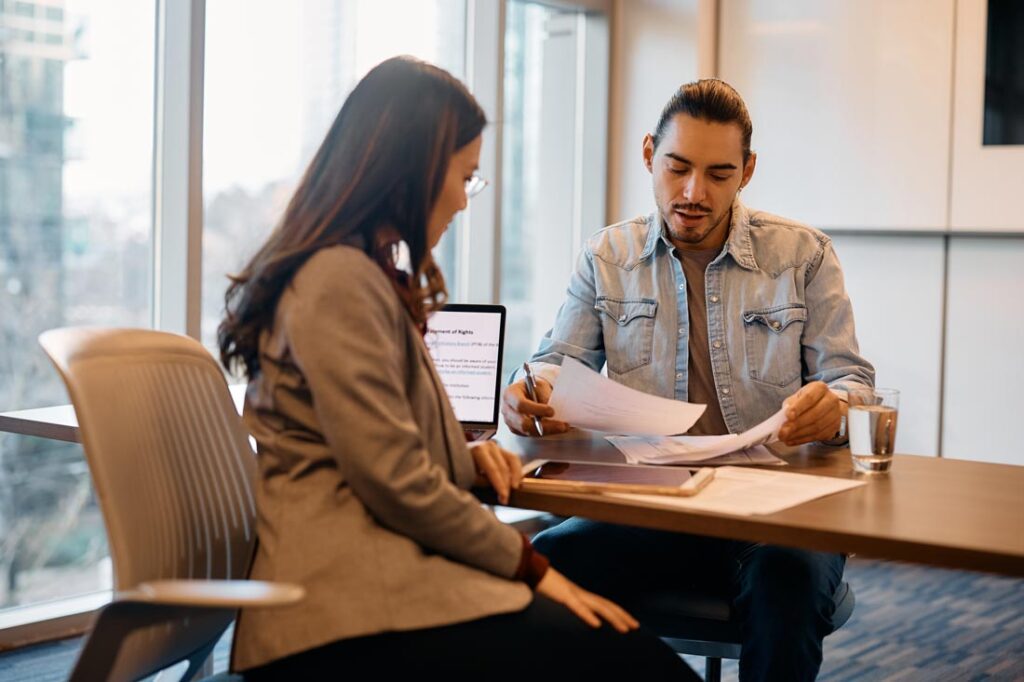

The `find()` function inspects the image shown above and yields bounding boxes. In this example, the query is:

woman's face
[427,135,482,249]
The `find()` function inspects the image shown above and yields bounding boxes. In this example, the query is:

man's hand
[778,381,843,446]
[500,378,570,437]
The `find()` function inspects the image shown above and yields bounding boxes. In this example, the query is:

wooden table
[4,398,1021,577]
[500,428,1024,578]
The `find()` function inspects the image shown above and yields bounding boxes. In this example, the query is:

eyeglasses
[465,173,488,199]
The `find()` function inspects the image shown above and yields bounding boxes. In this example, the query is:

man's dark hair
[652,79,753,161]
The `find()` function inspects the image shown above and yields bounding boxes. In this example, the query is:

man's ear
[642,133,655,174]
[740,151,757,190]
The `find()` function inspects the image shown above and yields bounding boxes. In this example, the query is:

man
[502,79,874,680]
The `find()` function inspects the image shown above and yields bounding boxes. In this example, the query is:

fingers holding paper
[779,381,843,445]
[501,379,570,437]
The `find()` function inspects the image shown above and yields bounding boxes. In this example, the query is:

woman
[219,56,694,679]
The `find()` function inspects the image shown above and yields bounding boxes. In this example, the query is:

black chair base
[629,582,855,682]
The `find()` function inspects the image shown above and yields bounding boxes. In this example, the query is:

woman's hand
[470,440,523,505]
[536,568,639,634]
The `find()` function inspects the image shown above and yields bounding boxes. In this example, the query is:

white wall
[719,0,954,231]
[607,0,698,224]
[830,236,945,456]
[714,0,1024,463]
[950,0,1024,232]
[942,239,1024,464]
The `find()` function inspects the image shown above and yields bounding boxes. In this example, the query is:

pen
[521,362,545,437]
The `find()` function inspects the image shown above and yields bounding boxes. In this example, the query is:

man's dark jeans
[533,518,847,681]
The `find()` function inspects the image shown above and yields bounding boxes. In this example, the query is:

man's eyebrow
[663,152,738,171]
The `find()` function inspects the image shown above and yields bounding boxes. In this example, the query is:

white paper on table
[605,407,787,464]
[548,356,706,436]
[610,440,786,466]
[607,466,865,516]
[701,447,787,466]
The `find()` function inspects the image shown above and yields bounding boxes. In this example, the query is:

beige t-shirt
[676,247,730,435]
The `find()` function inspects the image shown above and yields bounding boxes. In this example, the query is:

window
[0,0,156,612]
[201,0,468,358]
[499,0,608,378]
[0,0,608,644]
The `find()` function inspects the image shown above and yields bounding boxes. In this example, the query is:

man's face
[643,113,756,251]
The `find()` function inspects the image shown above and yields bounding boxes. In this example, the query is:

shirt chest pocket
[742,304,806,388]
[594,297,657,375]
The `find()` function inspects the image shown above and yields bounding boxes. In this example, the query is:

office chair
[40,327,304,682]
[629,581,854,681]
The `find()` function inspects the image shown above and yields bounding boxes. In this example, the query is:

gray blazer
[232,246,530,671]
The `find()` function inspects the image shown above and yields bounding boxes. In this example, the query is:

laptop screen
[424,304,506,425]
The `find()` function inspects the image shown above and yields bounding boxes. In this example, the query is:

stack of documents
[608,440,785,466]
[606,408,788,466]
[547,357,790,465]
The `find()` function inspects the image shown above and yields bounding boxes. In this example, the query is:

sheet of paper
[608,441,786,467]
[548,356,705,436]
[605,407,787,464]
[703,447,787,466]
[607,466,865,516]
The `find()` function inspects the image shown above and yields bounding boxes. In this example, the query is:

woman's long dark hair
[218,56,486,378]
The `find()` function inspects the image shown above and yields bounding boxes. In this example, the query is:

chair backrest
[40,327,258,678]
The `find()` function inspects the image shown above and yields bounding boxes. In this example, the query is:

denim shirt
[522,198,875,433]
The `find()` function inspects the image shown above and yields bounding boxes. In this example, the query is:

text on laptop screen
[424,309,503,424]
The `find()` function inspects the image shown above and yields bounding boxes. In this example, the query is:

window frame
[0,0,611,649]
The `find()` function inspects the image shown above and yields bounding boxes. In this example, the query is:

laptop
[424,304,506,441]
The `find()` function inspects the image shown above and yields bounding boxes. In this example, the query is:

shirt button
[619,314,627,322]
[721,387,730,395]
[679,284,685,290]
[712,340,722,349]
[771,320,781,330]
[678,328,685,335]
[710,295,719,303]
[676,372,683,380]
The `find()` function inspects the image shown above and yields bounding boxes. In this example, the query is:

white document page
[548,356,705,436]
[605,407,787,464]
[607,440,786,467]
[608,466,865,516]
[699,447,786,466]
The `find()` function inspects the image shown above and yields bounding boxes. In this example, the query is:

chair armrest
[119,579,305,609]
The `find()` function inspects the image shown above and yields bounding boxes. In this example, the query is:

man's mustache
[672,203,711,215]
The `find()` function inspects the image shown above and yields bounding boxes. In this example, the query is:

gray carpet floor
[2,558,1022,681]
[682,558,1024,681]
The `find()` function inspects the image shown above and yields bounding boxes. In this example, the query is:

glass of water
[848,387,900,473]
